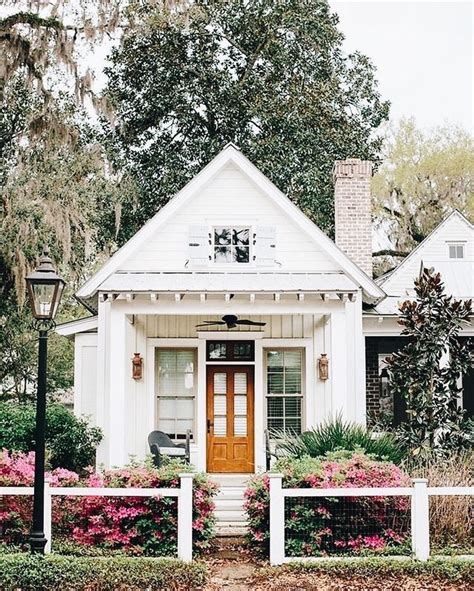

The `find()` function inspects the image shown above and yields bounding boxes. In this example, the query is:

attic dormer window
[448,243,465,259]
[213,227,250,263]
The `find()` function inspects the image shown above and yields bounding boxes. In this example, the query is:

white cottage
[58,144,387,473]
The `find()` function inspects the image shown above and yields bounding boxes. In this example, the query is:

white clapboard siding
[119,163,341,273]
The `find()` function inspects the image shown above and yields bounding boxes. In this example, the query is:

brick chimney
[333,158,373,277]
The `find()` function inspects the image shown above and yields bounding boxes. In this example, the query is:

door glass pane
[214,416,227,436]
[234,373,247,394]
[234,416,247,436]
[234,395,247,415]
[214,395,226,415]
[214,373,227,394]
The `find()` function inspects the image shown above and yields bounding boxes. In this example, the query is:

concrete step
[215,522,248,536]
[212,474,250,488]
[215,509,247,522]
[215,499,246,512]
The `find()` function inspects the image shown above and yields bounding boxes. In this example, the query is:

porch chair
[148,430,191,468]
[264,429,287,471]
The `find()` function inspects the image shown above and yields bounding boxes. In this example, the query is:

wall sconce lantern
[132,353,143,380]
[318,353,329,381]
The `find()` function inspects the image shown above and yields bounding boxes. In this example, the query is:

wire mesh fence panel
[284,495,411,557]
[429,494,474,555]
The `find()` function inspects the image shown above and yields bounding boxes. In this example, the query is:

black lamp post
[25,246,65,554]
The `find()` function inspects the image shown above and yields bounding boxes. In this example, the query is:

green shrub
[274,415,404,464]
[0,553,207,590]
[0,402,102,472]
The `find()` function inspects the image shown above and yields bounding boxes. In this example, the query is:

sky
[330,0,473,131]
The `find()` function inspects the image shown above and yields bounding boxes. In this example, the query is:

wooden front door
[206,365,254,473]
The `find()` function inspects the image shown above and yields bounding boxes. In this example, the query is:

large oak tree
[105,0,390,240]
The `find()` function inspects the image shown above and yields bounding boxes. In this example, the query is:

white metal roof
[100,271,359,293]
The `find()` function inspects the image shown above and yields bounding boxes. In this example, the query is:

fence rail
[269,474,473,566]
[0,473,194,561]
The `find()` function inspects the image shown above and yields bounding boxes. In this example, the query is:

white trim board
[76,145,384,302]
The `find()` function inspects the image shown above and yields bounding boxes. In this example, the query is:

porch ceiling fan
[196,315,266,329]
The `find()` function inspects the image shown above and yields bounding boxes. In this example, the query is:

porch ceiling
[100,271,359,294]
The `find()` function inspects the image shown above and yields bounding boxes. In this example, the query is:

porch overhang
[99,271,359,298]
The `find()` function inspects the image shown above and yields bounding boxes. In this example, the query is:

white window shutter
[188,225,210,267]
[254,225,276,267]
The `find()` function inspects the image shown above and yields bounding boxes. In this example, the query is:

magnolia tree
[387,268,473,458]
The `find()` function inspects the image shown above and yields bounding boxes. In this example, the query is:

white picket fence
[0,473,194,561]
[269,475,474,565]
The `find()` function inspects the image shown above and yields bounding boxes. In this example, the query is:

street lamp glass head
[25,247,65,321]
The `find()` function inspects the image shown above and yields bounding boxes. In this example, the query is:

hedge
[0,554,207,590]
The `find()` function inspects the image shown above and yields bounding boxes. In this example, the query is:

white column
[254,340,266,471]
[346,296,366,425]
[95,297,111,466]
[177,473,194,562]
[107,305,128,468]
[329,311,348,419]
[411,478,430,561]
[196,340,207,472]
[269,473,285,566]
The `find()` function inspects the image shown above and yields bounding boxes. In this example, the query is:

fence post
[269,473,285,566]
[43,479,52,554]
[177,473,194,562]
[411,478,429,561]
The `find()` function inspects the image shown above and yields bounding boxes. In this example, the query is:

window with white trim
[213,227,250,263]
[266,349,303,435]
[448,243,465,259]
[155,349,196,440]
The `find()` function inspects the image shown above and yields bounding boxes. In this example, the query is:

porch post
[329,311,348,419]
[107,305,128,467]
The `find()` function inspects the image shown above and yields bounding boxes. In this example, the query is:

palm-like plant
[274,415,404,464]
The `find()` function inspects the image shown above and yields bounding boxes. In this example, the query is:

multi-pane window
[213,227,250,263]
[448,243,465,259]
[266,349,303,435]
[155,349,196,440]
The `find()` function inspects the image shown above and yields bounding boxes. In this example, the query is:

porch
[77,286,364,472]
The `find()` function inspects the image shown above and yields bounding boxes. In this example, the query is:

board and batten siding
[118,163,343,273]
[73,333,98,424]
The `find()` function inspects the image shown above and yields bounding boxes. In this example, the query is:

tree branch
[372,249,409,258]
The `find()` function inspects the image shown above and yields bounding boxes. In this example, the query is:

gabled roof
[76,144,385,302]
[377,210,473,289]
[372,210,473,315]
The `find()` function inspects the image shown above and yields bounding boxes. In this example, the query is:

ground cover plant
[245,452,411,558]
[248,557,474,591]
[0,451,217,556]
[0,553,207,591]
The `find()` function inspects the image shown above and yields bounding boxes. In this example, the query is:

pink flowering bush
[0,450,217,556]
[244,452,411,557]
[0,449,79,544]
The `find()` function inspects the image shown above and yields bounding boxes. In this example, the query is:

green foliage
[105,0,389,241]
[0,402,102,472]
[387,268,474,459]
[372,118,474,275]
[274,415,404,464]
[0,553,207,591]
[270,557,474,582]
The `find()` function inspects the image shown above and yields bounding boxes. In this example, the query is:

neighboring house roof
[76,144,385,305]
[370,210,474,315]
